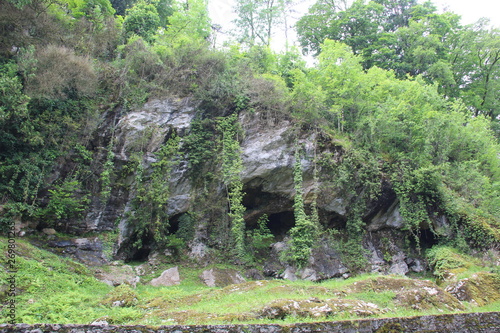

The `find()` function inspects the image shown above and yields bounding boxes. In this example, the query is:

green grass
[1,237,499,326]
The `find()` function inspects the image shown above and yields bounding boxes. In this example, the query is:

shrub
[123,0,160,43]
[24,45,98,99]
[41,179,90,224]
[426,246,472,278]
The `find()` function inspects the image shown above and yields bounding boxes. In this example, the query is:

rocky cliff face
[44,97,437,278]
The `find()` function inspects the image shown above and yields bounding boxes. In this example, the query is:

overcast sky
[208,0,500,52]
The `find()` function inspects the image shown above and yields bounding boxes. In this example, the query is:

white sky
[431,0,499,26]
[208,0,500,52]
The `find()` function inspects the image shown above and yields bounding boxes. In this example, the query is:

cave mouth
[242,184,296,241]
[131,247,151,261]
[267,211,295,241]
[418,228,439,250]
[119,231,154,262]
[168,213,182,234]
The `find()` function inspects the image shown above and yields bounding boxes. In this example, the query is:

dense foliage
[0,0,499,266]
[296,0,500,124]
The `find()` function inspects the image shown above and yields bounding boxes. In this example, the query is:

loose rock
[150,267,181,287]
[200,268,246,287]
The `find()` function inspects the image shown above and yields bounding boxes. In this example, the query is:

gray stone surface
[388,252,409,275]
[367,199,404,232]
[47,237,107,266]
[307,239,349,281]
[42,228,57,235]
[150,267,180,287]
[2,312,499,332]
[51,97,433,277]
[95,265,140,287]
[200,268,246,287]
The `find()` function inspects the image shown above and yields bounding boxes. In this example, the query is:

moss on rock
[445,272,500,306]
[345,276,464,311]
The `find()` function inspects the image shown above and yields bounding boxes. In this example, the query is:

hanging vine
[288,145,319,267]
[129,131,181,248]
[217,113,246,258]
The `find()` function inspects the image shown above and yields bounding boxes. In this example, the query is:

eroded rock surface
[47,237,107,266]
[346,277,464,312]
[258,298,382,319]
[52,98,435,276]
[445,272,500,306]
[200,268,246,287]
[150,267,181,287]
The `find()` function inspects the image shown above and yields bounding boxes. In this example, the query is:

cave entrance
[168,213,182,234]
[418,228,438,250]
[267,211,295,241]
[125,230,154,262]
[131,247,151,261]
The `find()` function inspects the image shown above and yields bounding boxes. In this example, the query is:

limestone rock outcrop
[48,97,435,276]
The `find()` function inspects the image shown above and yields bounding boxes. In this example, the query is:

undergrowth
[0,237,498,325]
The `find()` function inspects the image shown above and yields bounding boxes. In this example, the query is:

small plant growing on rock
[426,246,475,279]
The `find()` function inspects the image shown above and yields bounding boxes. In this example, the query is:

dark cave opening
[242,184,296,241]
[323,212,347,230]
[131,247,151,261]
[168,213,182,234]
[267,211,295,240]
[418,228,439,250]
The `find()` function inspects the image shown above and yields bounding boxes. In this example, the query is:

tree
[161,0,211,46]
[296,0,500,126]
[296,0,385,56]
[296,0,439,64]
[66,0,116,23]
[450,22,500,120]
[317,39,365,132]
[234,0,289,47]
[123,0,161,42]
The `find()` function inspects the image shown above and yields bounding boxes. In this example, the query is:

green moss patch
[445,272,500,306]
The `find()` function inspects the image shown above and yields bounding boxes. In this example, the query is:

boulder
[42,228,57,235]
[200,268,246,287]
[346,277,464,312]
[407,258,426,273]
[396,286,464,311]
[307,239,349,281]
[245,268,265,280]
[388,252,409,275]
[150,267,181,287]
[445,272,500,306]
[48,237,107,266]
[281,267,298,281]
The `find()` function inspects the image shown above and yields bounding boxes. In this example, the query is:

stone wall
[1,312,499,333]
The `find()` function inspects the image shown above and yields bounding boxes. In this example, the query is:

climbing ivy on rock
[129,132,181,249]
[216,113,246,258]
[288,146,319,267]
[99,139,116,203]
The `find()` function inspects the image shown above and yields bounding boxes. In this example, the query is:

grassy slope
[0,236,499,325]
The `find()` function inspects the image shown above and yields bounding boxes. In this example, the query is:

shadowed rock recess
[1,312,500,333]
